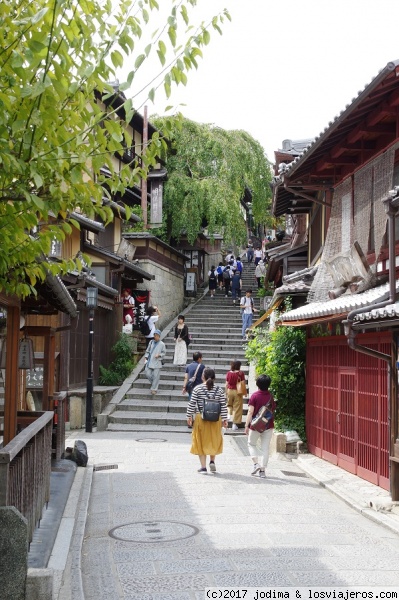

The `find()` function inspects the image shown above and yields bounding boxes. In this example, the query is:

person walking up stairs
[107,262,260,434]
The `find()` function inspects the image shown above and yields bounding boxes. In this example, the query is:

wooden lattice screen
[306,332,390,490]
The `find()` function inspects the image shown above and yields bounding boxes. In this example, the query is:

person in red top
[225,360,246,431]
[245,374,276,479]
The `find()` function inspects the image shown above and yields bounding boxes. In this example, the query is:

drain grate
[109,520,199,543]
[281,470,308,478]
[93,464,119,471]
[136,438,167,443]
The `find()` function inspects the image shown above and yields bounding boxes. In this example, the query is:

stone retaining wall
[135,261,185,330]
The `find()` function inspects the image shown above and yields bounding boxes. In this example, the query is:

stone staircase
[107,260,258,433]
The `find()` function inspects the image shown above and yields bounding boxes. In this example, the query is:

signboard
[131,290,150,330]
[186,272,196,292]
[150,180,163,225]
[18,338,34,369]
[26,366,44,388]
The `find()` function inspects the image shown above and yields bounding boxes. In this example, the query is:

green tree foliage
[0,0,229,297]
[151,116,272,245]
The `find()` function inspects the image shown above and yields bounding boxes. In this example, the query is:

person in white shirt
[255,260,266,288]
[254,248,263,266]
[240,289,258,340]
[144,306,161,348]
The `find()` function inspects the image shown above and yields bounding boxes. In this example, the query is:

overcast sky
[117,0,399,163]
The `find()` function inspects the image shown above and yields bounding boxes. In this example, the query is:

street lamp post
[86,287,98,433]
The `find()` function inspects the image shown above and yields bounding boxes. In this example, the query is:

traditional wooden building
[271,60,399,498]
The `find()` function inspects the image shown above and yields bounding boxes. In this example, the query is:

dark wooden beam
[3,306,20,445]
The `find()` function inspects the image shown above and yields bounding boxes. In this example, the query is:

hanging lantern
[18,336,35,369]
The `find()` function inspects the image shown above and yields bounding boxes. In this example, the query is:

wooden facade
[272,61,399,497]
[306,332,390,490]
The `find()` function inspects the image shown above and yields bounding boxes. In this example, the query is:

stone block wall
[136,262,185,329]
[68,387,118,429]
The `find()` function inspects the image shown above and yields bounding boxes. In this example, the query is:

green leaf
[168,26,177,47]
[134,54,146,69]
[111,50,124,68]
[203,29,211,45]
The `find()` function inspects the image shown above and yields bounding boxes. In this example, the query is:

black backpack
[201,389,222,422]
[209,270,217,282]
[139,316,151,336]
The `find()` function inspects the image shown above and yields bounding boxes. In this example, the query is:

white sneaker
[232,424,239,431]
[251,463,260,476]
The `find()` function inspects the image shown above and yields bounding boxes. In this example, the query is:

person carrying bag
[225,360,246,431]
[186,368,228,474]
[244,374,276,479]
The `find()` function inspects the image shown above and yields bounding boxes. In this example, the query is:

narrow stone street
[56,429,399,600]
[53,262,399,599]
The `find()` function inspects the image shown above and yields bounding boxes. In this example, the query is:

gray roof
[278,61,399,181]
[281,280,398,322]
[353,302,399,324]
[278,138,314,155]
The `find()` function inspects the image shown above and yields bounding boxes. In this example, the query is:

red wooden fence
[306,332,390,490]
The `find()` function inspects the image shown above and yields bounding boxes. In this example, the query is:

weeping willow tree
[151,116,272,246]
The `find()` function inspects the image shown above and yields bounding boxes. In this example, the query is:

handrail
[0,411,53,463]
[0,411,53,542]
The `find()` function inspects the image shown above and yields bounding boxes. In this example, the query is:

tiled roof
[281,281,395,322]
[276,281,312,295]
[354,302,399,323]
[274,266,318,296]
[273,60,399,189]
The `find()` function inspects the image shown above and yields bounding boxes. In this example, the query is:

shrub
[265,325,306,441]
[245,300,307,440]
[99,334,135,385]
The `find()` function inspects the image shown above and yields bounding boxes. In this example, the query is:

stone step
[119,399,190,412]
[109,411,188,426]
[107,259,255,433]
[141,367,249,380]
[119,399,249,413]
[158,359,249,372]
[164,334,243,343]
[163,349,247,359]
[108,411,247,427]
[123,384,245,399]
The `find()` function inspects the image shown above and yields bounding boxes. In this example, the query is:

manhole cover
[136,438,167,443]
[109,520,199,543]
[281,470,308,478]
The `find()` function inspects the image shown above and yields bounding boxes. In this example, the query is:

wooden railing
[0,411,53,542]
[53,391,66,460]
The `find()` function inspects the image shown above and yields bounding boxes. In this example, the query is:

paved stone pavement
[54,429,399,600]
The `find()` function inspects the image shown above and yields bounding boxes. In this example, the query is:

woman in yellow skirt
[186,368,229,473]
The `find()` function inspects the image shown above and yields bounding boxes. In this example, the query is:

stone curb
[53,465,93,600]
[296,455,399,536]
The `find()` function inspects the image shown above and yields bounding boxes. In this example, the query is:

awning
[36,273,78,318]
[83,242,154,280]
[280,280,396,322]
[279,313,348,327]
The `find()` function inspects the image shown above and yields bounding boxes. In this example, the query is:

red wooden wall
[306,332,390,490]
